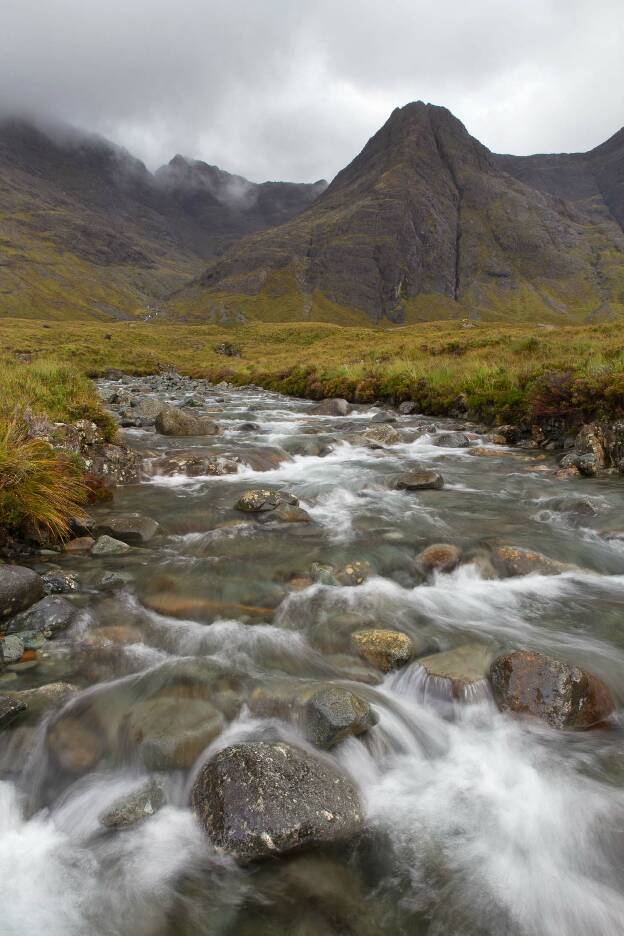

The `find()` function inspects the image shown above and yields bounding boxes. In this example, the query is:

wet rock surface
[191,741,363,861]
[490,650,615,729]
[1,374,623,936]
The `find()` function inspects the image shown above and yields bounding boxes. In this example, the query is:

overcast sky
[1,0,623,182]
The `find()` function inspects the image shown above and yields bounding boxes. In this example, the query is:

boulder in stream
[310,399,352,416]
[414,543,462,575]
[0,565,44,620]
[490,545,575,578]
[490,649,615,729]
[359,424,401,447]
[395,470,444,491]
[100,778,166,830]
[434,431,471,448]
[121,696,225,770]
[155,405,220,436]
[417,643,494,699]
[351,629,413,672]
[7,595,77,637]
[236,489,297,513]
[191,741,363,861]
[92,535,133,556]
[93,512,160,545]
[303,686,377,749]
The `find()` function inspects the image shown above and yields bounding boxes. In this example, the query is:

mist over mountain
[1,104,623,324]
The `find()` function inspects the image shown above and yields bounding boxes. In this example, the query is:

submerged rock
[4,682,77,719]
[414,543,462,575]
[0,565,44,620]
[93,512,160,545]
[100,779,166,830]
[395,470,444,491]
[335,561,371,586]
[303,687,377,749]
[310,399,352,416]
[121,697,224,770]
[47,715,105,774]
[417,644,494,698]
[490,650,615,729]
[191,741,363,861]
[0,694,27,729]
[155,405,220,436]
[351,629,413,672]
[490,545,574,578]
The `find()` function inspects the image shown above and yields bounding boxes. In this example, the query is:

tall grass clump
[0,418,87,540]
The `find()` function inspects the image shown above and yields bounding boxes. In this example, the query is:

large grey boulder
[310,399,352,417]
[155,405,220,437]
[0,566,44,620]
[192,741,363,862]
[93,512,160,545]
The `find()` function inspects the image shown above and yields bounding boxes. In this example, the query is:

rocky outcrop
[191,741,363,861]
[490,650,616,729]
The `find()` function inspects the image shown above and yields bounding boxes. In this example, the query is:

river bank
[0,374,623,934]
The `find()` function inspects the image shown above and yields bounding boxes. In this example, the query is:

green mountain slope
[174,103,624,325]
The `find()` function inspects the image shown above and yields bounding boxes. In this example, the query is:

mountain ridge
[1,105,623,324]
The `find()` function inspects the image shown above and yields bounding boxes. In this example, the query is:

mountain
[174,102,624,325]
[0,118,324,320]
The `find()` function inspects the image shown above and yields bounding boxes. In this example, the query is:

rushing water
[2,377,624,935]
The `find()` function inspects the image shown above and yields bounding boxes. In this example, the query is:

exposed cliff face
[186,103,624,324]
[495,127,624,232]
[0,119,324,319]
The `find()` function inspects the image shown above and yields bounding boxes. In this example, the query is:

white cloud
[0,0,622,180]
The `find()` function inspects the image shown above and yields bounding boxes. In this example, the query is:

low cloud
[1,0,622,181]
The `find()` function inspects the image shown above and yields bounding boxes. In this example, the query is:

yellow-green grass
[0,357,115,541]
[0,419,88,540]
[2,317,624,429]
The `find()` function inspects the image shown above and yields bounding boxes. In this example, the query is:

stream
[1,374,624,935]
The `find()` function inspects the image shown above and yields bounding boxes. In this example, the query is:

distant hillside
[174,103,624,325]
[0,118,324,320]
